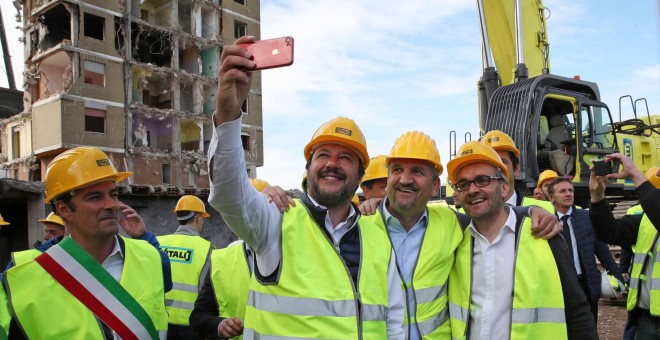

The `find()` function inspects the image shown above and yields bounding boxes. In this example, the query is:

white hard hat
[600,271,625,299]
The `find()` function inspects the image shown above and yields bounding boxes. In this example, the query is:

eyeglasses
[452,175,504,192]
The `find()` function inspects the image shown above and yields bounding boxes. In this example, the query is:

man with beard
[547,177,624,324]
[446,141,597,339]
[207,36,403,339]
[1,147,169,339]
[361,131,463,339]
[360,131,559,340]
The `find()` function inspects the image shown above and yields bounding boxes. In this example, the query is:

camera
[592,158,613,176]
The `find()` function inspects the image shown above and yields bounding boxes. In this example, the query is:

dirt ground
[598,297,628,340]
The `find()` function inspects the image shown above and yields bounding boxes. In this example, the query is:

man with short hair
[40,212,66,241]
[447,141,597,339]
[538,169,559,200]
[589,154,660,338]
[1,147,170,339]
[360,131,558,339]
[361,154,388,200]
[361,131,462,339]
[190,178,271,340]
[482,130,555,212]
[547,176,624,324]
[207,35,404,339]
[158,195,215,339]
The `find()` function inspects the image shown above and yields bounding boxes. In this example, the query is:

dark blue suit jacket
[568,207,624,302]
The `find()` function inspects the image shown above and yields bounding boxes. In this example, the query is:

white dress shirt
[557,207,582,275]
[468,209,516,340]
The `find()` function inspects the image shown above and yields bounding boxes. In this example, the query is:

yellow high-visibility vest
[243,201,391,339]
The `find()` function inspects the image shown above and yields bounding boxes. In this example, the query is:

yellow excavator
[457,0,660,206]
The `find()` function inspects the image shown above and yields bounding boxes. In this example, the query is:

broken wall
[32,99,125,152]
[78,9,121,57]
[119,195,236,248]
[31,100,63,153]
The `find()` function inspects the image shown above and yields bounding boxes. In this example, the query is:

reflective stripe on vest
[243,201,391,339]
[627,213,660,313]
[4,237,168,338]
[448,214,567,339]
[157,234,212,325]
[211,240,251,333]
[364,205,463,339]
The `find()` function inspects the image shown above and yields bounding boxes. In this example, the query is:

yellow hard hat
[386,131,443,174]
[645,166,660,188]
[250,178,271,192]
[38,212,65,227]
[481,130,520,158]
[361,155,388,185]
[174,195,210,218]
[446,141,509,185]
[44,147,133,203]
[0,213,9,226]
[351,194,361,205]
[537,169,559,188]
[304,117,370,169]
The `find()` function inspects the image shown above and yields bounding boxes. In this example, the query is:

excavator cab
[483,74,621,205]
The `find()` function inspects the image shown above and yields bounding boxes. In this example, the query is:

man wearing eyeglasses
[358,132,560,340]
[482,130,555,212]
[446,141,597,340]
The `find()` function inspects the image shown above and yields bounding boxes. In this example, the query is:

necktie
[560,215,574,262]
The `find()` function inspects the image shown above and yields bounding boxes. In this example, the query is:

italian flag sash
[34,237,158,340]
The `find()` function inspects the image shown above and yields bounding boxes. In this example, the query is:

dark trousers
[635,309,660,340]
[167,324,203,340]
[578,274,599,325]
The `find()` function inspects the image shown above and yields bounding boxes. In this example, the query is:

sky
[1,0,658,190]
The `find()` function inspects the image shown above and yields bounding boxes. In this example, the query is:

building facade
[1,0,263,190]
[0,0,263,260]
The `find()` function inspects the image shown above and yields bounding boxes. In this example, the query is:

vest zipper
[321,226,363,339]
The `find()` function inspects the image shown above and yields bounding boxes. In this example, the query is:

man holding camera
[589,153,660,338]
[547,177,624,324]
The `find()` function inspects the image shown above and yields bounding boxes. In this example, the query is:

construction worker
[209,37,404,338]
[1,147,169,339]
[190,179,268,339]
[158,195,214,339]
[547,176,625,324]
[533,187,546,200]
[538,169,559,200]
[360,131,463,339]
[40,212,66,241]
[361,154,388,200]
[590,155,660,339]
[357,132,558,339]
[8,213,66,270]
[481,130,555,212]
[446,141,597,339]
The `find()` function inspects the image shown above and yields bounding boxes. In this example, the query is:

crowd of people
[0,36,659,339]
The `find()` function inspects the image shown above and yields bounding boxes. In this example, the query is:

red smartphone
[239,36,294,71]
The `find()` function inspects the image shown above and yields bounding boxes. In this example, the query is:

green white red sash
[34,237,158,340]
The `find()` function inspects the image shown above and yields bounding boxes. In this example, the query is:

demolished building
[0,0,263,255]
